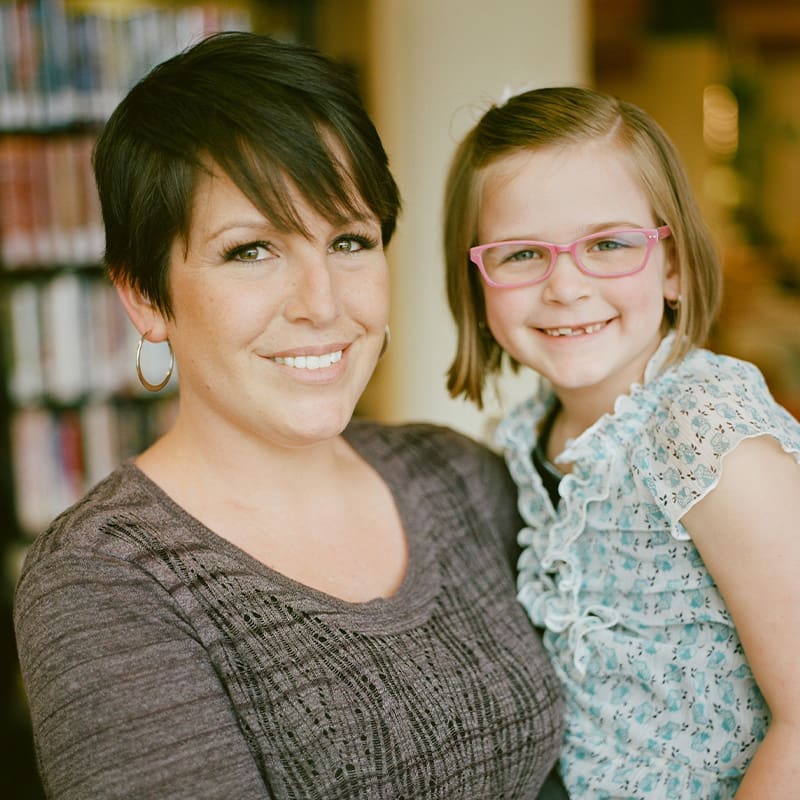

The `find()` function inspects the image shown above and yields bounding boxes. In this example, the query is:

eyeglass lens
[480,230,652,285]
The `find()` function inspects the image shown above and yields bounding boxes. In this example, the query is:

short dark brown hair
[94,31,401,316]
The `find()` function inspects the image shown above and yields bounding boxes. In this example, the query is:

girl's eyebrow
[582,221,650,234]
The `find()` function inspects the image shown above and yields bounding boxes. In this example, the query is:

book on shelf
[0,131,108,269]
[0,0,253,130]
[5,275,151,405]
[11,396,177,538]
[36,0,76,126]
[40,272,86,402]
[6,281,45,403]
[0,135,41,268]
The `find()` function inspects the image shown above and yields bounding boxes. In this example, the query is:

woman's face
[160,164,389,451]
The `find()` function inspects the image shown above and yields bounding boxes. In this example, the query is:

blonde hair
[444,86,721,408]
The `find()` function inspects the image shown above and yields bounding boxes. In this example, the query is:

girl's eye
[593,238,626,251]
[331,234,378,254]
[227,242,272,262]
[506,247,545,263]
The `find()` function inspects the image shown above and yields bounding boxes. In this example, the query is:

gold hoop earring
[136,331,174,392]
[379,324,391,358]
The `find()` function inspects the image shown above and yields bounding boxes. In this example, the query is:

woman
[14,33,564,799]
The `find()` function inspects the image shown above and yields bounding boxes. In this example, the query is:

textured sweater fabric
[15,420,563,799]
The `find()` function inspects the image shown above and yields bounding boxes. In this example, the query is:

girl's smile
[539,320,609,337]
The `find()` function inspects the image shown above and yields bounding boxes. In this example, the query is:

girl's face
[477,141,680,415]
[148,164,389,451]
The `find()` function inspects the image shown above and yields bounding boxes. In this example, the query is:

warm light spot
[703,84,739,157]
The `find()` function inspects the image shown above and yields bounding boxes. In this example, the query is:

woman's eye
[331,234,378,254]
[333,238,360,253]
[229,242,271,262]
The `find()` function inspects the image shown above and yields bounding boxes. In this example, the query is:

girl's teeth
[274,350,343,369]
[544,322,605,337]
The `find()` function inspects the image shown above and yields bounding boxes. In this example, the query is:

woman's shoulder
[345,417,512,498]
[16,462,164,587]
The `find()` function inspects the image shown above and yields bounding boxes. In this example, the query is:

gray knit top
[15,420,563,799]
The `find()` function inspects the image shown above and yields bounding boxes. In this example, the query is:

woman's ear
[115,282,169,342]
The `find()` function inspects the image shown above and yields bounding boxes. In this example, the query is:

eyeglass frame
[469,225,672,289]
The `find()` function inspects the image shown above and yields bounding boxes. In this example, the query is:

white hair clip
[497,82,536,106]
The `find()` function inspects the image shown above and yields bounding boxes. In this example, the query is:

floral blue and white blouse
[497,334,800,800]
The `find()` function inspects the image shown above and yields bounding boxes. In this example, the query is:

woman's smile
[271,349,344,369]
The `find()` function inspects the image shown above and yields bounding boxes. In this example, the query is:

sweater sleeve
[14,548,271,800]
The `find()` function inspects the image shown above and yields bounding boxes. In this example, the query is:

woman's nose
[284,250,340,324]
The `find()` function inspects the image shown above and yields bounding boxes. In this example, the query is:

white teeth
[274,350,342,369]
[543,322,605,337]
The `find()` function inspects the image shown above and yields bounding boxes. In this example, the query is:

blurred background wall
[2,1,798,796]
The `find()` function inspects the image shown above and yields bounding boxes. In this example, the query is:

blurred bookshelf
[0,1,319,796]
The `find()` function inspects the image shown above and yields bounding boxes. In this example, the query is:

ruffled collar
[496,333,682,674]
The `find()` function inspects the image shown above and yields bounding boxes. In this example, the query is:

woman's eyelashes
[330,232,379,254]
[222,232,380,264]
[224,241,273,263]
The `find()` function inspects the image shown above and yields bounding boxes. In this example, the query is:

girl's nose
[540,250,592,304]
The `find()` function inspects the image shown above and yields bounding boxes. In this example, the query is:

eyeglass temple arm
[655,225,672,240]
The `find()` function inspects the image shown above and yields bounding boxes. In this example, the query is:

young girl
[444,86,800,799]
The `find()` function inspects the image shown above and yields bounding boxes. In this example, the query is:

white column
[362,0,589,441]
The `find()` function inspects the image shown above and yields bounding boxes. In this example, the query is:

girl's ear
[662,254,681,305]
[115,282,169,342]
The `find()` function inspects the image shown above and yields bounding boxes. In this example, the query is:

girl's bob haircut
[444,86,721,408]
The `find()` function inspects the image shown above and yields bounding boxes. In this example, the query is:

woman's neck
[136,412,354,507]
